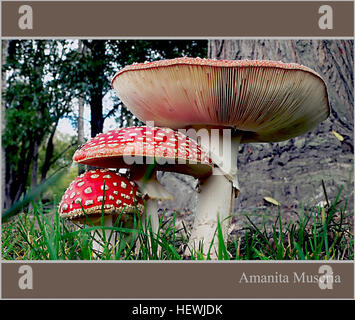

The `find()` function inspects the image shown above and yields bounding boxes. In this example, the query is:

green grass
[228,185,353,260]
[1,185,353,260]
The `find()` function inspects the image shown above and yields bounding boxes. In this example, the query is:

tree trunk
[1,40,9,210]
[208,40,353,214]
[30,140,39,190]
[12,136,35,205]
[85,40,106,138]
[29,44,45,194]
[77,40,86,175]
[40,122,57,183]
[78,97,85,147]
[90,93,104,138]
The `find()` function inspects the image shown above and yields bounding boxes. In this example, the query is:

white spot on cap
[121,181,127,188]
[70,192,76,199]
[121,193,130,200]
[113,182,118,186]
[116,200,122,205]
[62,203,68,211]
[85,200,94,206]
[75,198,82,204]
[103,175,111,179]
[84,187,92,194]
[91,174,100,179]
[78,181,84,187]
[101,185,109,191]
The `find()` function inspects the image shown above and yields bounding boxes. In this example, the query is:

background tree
[208,40,353,212]
[2,39,208,211]
[77,40,86,175]
[1,40,9,212]
[71,40,208,136]
[2,40,78,209]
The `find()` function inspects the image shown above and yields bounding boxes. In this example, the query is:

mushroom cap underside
[112,58,330,143]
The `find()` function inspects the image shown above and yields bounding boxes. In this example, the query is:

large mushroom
[58,168,144,257]
[73,126,213,256]
[111,57,330,258]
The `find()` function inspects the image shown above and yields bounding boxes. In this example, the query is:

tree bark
[84,40,106,138]
[208,40,353,213]
[1,40,9,210]
[29,43,46,193]
[40,121,57,183]
[30,139,39,190]
[77,40,86,175]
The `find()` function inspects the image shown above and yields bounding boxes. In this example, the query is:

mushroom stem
[186,131,242,259]
[134,172,173,256]
[91,215,116,258]
[199,132,242,192]
[187,167,234,259]
[136,172,173,202]
[137,198,160,254]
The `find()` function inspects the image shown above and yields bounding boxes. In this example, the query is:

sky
[54,40,121,139]
[57,89,120,138]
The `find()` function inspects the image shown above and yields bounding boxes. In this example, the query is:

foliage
[2,39,208,211]
[3,40,79,207]
[62,40,208,133]
[2,184,352,260]
[38,132,77,182]
[228,186,353,260]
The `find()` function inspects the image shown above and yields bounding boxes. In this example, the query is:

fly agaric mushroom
[111,57,330,258]
[58,168,144,257]
[73,126,213,255]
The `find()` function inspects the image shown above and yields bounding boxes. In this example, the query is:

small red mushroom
[73,126,212,178]
[59,168,144,256]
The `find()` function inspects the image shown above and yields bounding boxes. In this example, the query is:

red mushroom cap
[73,126,213,179]
[111,57,330,143]
[58,169,144,222]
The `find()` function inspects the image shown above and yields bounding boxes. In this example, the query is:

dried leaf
[263,196,280,206]
[332,130,344,142]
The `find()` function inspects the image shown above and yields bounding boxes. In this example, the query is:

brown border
[2,262,354,299]
[1,1,354,37]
